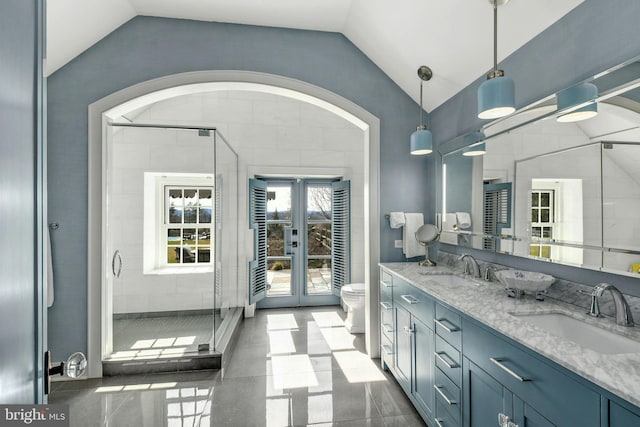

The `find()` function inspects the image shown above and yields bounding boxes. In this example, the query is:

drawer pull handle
[434,318,460,332]
[434,418,445,427]
[401,294,419,304]
[382,324,393,333]
[434,384,457,405]
[434,351,459,369]
[381,345,394,355]
[403,326,414,334]
[490,357,530,382]
[381,280,393,288]
[380,302,392,310]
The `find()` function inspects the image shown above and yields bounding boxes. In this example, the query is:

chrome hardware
[483,265,496,281]
[434,384,457,405]
[458,253,481,278]
[498,413,510,427]
[380,302,392,310]
[381,280,393,288]
[112,250,123,278]
[44,350,87,395]
[400,294,419,304]
[382,323,393,334]
[591,283,635,326]
[403,326,414,334]
[506,287,524,299]
[435,318,460,333]
[434,418,445,427]
[490,357,530,382]
[507,422,519,427]
[381,345,394,355]
[434,351,459,369]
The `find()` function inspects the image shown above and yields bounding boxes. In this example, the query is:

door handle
[112,250,123,278]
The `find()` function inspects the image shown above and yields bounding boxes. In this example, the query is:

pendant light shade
[556,82,598,123]
[411,65,433,155]
[478,74,515,119]
[478,0,515,120]
[411,126,433,155]
[462,131,487,156]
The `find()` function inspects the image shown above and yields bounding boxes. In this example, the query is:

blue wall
[0,0,44,403]
[46,17,431,359]
[430,0,640,295]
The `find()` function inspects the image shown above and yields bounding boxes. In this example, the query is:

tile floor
[50,306,425,427]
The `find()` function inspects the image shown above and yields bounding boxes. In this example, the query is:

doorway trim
[87,70,381,378]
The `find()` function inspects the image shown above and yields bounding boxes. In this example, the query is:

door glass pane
[307,223,332,256]
[268,222,290,257]
[307,186,332,220]
[267,259,292,296]
[267,186,292,220]
[307,259,331,295]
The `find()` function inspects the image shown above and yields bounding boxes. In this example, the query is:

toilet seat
[341,283,365,295]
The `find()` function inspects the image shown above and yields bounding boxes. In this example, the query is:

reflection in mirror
[439,56,640,277]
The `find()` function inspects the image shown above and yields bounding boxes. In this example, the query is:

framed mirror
[438,56,640,278]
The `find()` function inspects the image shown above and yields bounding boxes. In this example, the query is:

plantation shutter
[331,180,351,296]
[483,183,512,251]
[249,179,268,304]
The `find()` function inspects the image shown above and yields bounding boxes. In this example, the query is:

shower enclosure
[102,123,239,371]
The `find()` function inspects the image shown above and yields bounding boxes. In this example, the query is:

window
[165,186,213,265]
[530,190,554,259]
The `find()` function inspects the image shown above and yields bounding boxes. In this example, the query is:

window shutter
[331,180,350,296]
[483,182,512,251]
[249,179,268,304]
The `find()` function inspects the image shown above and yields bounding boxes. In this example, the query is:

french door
[250,178,350,308]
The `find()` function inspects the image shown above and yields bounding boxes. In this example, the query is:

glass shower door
[104,124,217,362]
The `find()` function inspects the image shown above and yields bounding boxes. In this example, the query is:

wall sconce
[477,0,515,120]
[556,82,599,122]
[411,65,434,155]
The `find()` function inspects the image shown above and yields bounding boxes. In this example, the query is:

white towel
[403,213,424,258]
[389,212,405,229]
[442,213,458,232]
[47,228,54,307]
[456,212,471,230]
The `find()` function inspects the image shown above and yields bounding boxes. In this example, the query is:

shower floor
[107,311,222,361]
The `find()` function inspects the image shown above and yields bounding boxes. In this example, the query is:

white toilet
[341,283,366,333]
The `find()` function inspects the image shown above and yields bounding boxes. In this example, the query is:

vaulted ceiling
[46,0,583,111]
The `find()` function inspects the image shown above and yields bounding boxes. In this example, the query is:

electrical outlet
[394,240,403,248]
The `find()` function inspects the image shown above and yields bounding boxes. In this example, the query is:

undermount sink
[512,312,640,354]
[495,270,555,293]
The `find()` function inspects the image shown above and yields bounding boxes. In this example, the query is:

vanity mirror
[438,56,640,277]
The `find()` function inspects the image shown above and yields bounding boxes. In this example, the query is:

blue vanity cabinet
[463,358,513,427]
[463,319,600,427]
[389,273,436,422]
[379,269,394,370]
[609,401,640,426]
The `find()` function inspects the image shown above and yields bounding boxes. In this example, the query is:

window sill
[145,265,214,275]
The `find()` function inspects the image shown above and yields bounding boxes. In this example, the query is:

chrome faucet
[588,283,635,327]
[458,254,481,279]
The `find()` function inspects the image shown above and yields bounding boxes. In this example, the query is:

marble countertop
[379,262,640,408]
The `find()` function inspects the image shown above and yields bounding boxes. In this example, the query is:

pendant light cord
[419,80,424,127]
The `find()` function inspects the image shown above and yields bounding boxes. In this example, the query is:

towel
[456,212,471,230]
[389,212,405,229]
[403,213,424,258]
[47,228,54,307]
[442,213,458,232]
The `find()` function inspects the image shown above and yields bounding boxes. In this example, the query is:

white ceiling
[46,0,584,111]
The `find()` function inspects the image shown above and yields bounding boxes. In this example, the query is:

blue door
[250,178,349,308]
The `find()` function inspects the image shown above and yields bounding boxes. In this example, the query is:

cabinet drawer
[435,303,462,350]
[393,276,434,324]
[435,335,461,387]
[380,269,394,289]
[435,399,461,427]
[380,331,394,369]
[434,368,461,425]
[463,319,600,427]
[380,299,394,338]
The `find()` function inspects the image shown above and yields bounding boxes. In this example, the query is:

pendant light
[462,131,487,156]
[411,65,433,155]
[477,0,515,120]
[556,82,598,122]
